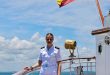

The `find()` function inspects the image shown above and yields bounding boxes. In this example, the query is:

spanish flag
[57,0,74,7]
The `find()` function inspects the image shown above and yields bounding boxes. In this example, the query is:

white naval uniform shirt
[39,46,61,75]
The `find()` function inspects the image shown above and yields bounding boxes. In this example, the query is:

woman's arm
[31,60,42,70]
[57,61,62,75]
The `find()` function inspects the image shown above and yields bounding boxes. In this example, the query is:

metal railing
[61,57,96,75]
[12,57,96,75]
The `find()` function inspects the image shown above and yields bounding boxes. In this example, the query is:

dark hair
[46,33,54,38]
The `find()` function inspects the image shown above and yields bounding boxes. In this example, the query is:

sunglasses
[46,38,53,41]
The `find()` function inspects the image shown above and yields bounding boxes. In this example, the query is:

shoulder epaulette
[41,46,45,49]
[55,46,60,49]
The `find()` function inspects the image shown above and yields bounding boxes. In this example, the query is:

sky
[0,0,110,72]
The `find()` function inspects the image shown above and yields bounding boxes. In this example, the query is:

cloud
[0,35,39,60]
[0,36,5,43]
[1,0,109,28]
[0,0,99,28]
[0,53,15,61]
[8,36,34,49]
[0,32,96,71]
[78,46,96,57]
[0,32,65,71]
[31,32,40,42]
[54,36,64,44]
[0,36,6,48]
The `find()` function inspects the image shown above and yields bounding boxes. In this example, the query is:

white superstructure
[92,11,110,75]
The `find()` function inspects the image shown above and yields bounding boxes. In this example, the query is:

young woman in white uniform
[24,33,61,75]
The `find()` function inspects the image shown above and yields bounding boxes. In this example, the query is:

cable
[76,47,84,75]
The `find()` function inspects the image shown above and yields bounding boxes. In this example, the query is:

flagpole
[96,0,104,27]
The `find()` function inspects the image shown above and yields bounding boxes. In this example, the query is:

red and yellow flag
[57,0,75,7]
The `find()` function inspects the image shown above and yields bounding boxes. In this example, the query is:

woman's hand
[24,66,33,71]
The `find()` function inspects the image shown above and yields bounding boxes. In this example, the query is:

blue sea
[0,71,96,75]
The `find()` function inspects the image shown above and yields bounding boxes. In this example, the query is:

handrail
[13,57,96,75]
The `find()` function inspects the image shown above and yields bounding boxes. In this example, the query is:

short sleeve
[56,49,61,61]
[39,52,42,61]
[39,47,44,61]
